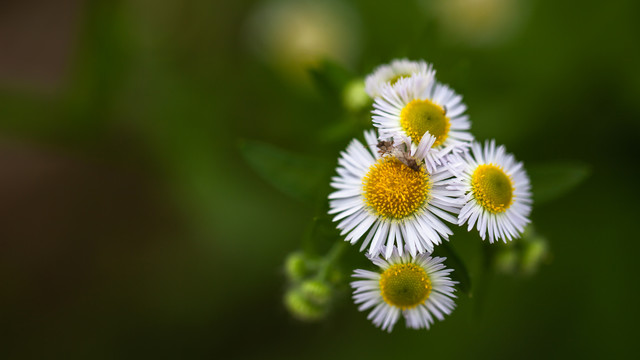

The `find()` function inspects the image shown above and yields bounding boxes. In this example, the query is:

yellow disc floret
[471,164,515,213]
[362,158,430,219]
[388,73,411,86]
[400,99,451,147]
[379,263,431,309]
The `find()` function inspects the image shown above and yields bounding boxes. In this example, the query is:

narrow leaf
[239,139,331,202]
[433,242,472,296]
[528,161,591,205]
[308,59,352,98]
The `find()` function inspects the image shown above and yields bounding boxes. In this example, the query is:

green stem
[317,241,348,281]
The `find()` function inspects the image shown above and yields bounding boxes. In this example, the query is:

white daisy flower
[364,58,433,98]
[372,72,473,172]
[351,246,458,332]
[328,130,463,259]
[451,140,532,243]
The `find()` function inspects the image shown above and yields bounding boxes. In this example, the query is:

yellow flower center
[388,73,411,86]
[471,164,514,213]
[362,158,430,219]
[400,99,451,147]
[380,263,431,309]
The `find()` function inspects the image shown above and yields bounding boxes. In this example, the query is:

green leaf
[527,161,591,205]
[432,242,472,296]
[239,139,331,202]
[318,115,360,143]
[308,59,353,99]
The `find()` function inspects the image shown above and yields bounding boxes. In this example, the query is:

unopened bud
[521,238,549,275]
[285,252,309,281]
[494,248,518,274]
[300,280,332,305]
[342,79,370,111]
[284,289,327,321]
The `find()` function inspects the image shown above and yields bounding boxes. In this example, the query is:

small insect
[396,151,421,172]
[442,105,447,116]
[376,139,422,172]
[376,139,395,156]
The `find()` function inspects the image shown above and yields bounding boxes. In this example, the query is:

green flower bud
[285,252,309,281]
[300,280,332,305]
[284,288,327,321]
[521,238,549,275]
[342,79,370,111]
[494,247,518,274]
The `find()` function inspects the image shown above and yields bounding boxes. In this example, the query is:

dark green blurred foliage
[1,0,639,359]
[491,225,550,276]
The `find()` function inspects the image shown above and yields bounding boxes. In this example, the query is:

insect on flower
[376,139,422,172]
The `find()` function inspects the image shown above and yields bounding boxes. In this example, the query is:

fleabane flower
[365,58,433,98]
[451,140,532,243]
[328,130,463,259]
[351,246,458,332]
[373,72,473,172]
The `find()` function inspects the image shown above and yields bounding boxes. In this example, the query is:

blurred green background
[1,0,639,358]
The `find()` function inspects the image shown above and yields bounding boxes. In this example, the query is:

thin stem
[317,241,348,281]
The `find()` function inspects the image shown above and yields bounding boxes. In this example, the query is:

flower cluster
[329,59,533,332]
